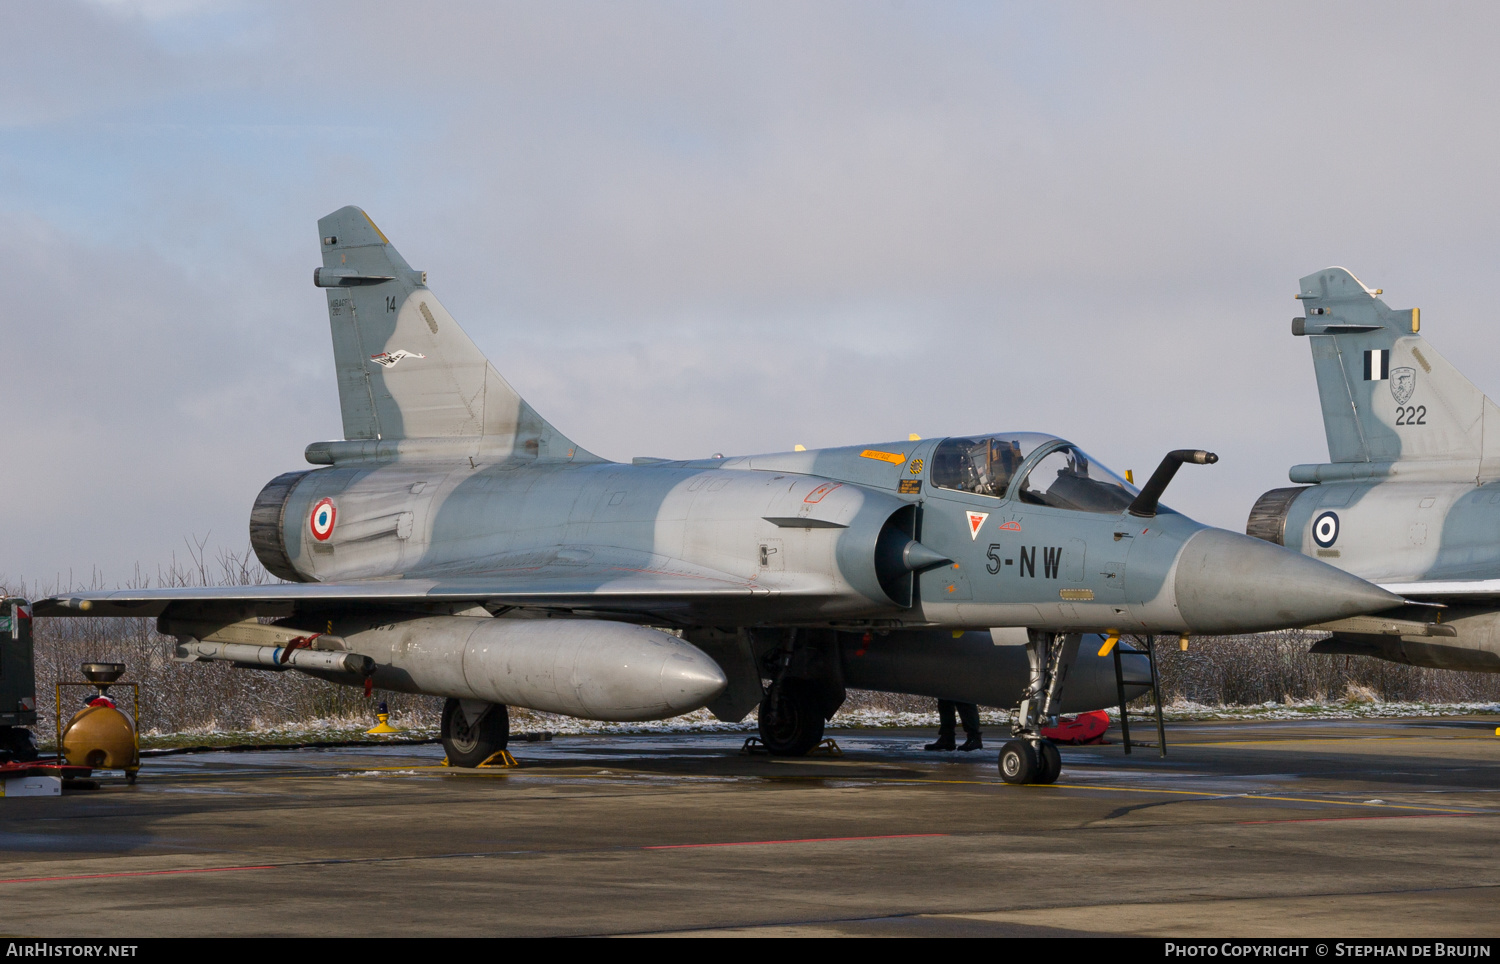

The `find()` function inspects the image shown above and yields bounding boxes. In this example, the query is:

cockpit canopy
[930,433,1140,514]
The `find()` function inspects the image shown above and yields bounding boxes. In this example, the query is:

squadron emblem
[1390,367,1416,406]
[370,349,426,368]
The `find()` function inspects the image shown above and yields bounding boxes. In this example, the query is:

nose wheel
[998,738,1061,785]
[1000,630,1078,784]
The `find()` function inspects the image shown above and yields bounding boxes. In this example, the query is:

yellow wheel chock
[740,737,842,756]
[439,749,519,768]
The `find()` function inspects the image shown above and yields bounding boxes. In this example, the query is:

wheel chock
[740,737,842,756]
[438,751,518,768]
[477,749,519,768]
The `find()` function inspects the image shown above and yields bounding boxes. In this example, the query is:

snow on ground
[1145,697,1500,722]
[130,698,1500,749]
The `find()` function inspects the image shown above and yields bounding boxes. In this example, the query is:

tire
[0,727,38,763]
[441,699,510,768]
[757,679,825,757]
[999,739,1039,784]
[1036,740,1062,785]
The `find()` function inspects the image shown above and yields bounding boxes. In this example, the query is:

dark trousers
[938,700,981,738]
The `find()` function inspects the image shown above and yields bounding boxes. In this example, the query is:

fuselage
[1254,478,1500,582]
[254,432,1395,636]
[1248,477,1500,671]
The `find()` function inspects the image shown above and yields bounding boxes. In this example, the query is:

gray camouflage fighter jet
[37,209,1400,784]
[1247,267,1500,672]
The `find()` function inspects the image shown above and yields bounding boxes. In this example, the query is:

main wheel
[1036,740,1062,785]
[757,679,825,757]
[998,739,1039,784]
[441,699,510,768]
[0,727,38,763]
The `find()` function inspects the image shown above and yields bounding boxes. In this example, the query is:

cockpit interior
[930,433,1141,513]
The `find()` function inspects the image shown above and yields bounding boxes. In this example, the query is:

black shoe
[957,734,983,752]
[924,737,956,751]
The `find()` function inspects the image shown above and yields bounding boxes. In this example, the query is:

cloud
[5,1,1500,582]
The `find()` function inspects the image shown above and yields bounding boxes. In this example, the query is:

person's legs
[957,702,982,751]
[925,700,957,751]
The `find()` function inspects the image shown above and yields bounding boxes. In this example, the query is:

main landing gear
[999,631,1080,785]
[758,678,825,756]
[754,628,844,756]
[441,698,510,768]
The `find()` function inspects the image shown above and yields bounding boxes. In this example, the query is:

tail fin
[315,206,592,459]
[1294,267,1500,480]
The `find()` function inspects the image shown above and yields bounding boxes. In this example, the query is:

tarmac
[1,717,1498,938]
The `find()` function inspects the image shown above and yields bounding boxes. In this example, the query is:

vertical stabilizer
[315,206,594,460]
[1295,267,1500,478]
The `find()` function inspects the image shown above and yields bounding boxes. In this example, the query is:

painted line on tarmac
[281,765,1495,820]
[1178,735,1495,746]
[1238,811,1495,825]
[0,864,277,885]
[1050,782,1485,815]
[644,833,948,850]
[325,768,1491,817]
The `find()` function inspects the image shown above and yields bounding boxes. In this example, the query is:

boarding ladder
[1112,635,1167,757]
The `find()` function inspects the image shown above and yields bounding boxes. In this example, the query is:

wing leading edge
[34,559,780,619]
[1376,578,1500,602]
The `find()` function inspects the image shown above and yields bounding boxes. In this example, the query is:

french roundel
[310,498,337,541]
[1312,510,1339,548]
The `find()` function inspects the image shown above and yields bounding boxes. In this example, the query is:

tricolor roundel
[310,498,338,541]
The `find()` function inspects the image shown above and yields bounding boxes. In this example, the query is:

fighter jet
[1247,267,1500,672]
[37,209,1400,784]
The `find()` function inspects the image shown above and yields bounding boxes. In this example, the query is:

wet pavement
[1,718,1498,937]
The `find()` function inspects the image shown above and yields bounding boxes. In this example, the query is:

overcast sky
[6,0,1500,589]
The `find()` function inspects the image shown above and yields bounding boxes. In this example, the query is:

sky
[6,0,1500,589]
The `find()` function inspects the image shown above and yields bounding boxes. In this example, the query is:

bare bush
[7,546,441,739]
[1144,631,1500,706]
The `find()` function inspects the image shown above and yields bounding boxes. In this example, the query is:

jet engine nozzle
[1172,528,1402,634]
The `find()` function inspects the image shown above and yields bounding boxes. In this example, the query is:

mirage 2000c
[38,208,1402,784]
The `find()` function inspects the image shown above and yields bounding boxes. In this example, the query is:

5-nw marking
[1017,546,1061,579]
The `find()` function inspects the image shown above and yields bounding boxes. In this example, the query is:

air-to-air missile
[1247,267,1500,674]
[37,210,1403,784]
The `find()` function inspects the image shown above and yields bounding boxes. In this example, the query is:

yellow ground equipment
[57,663,140,784]
[366,700,402,735]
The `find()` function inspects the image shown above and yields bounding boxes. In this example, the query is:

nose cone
[658,646,729,716]
[1173,528,1402,634]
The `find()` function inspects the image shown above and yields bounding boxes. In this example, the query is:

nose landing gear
[999,737,1062,784]
[999,631,1078,785]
